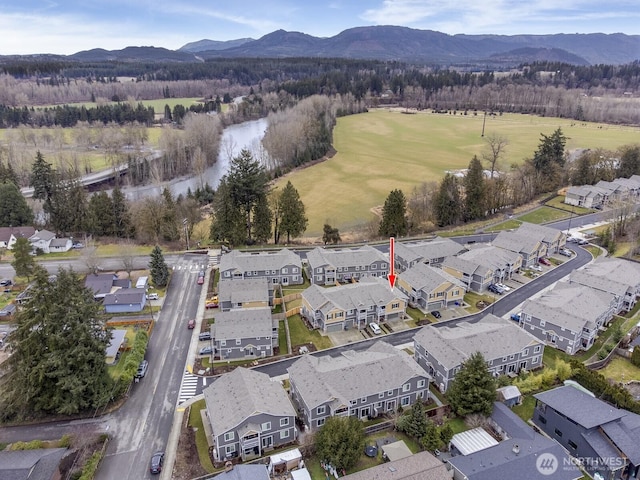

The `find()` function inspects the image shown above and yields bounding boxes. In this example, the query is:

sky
[1,0,639,55]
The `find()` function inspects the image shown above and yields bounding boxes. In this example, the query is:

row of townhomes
[413,314,544,392]
[305,244,389,285]
[0,226,74,253]
[565,174,640,209]
[517,257,640,354]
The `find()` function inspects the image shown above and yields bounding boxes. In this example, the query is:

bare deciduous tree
[482,134,508,179]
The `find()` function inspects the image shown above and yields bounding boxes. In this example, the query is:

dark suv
[150,451,164,474]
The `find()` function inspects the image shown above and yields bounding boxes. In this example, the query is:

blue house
[103,288,147,313]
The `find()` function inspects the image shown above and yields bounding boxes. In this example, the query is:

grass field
[275,109,640,236]
[517,206,571,224]
[37,97,204,111]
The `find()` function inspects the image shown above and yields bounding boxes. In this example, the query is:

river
[119,117,269,200]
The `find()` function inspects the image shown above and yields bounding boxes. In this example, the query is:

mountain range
[9,26,640,66]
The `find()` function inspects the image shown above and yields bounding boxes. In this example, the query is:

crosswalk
[178,370,199,404]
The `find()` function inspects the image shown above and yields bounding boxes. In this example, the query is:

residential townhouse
[458,244,523,282]
[219,248,303,286]
[520,282,617,354]
[203,367,297,463]
[394,236,467,272]
[565,185,607,209]
[212,307,278,360]
[288,341,430,430]
[611,176,640,198]
[448,402,580,480]
[396,262,466,311]
[0,226,35,249]
[569,257,640,313]
[516,222,566,254]
[533,385,640,480]
[300,277,407,333]
[596,179,630,203]
[218,278,273,311]
[413,314,544,392]
[441,255,494,293]
[306,245,388,285]
[492,230,547,267]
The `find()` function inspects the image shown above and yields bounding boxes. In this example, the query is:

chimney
[224,461,233,472]
[512,444,520,455]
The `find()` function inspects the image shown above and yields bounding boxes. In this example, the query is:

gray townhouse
[441,255,494,293]
[305,245,388,285]
[449,401,580,480]
[520,282,617,354]
[394,236,467,272]
[569,257,640,313]
[288,341,430,430]
[396,262,466,311]
[458,244,523,282]
[611,176,640,198]
[218,278,273,311]
[413,314,544,392]
[300,277,407,333]
[203,367,297,463]
[533,384,640,480]
[596,179,630,203]
[565,185,607,209]
[516,221,566,254]
[492,230,547,267]
[219,248,303,286]
[212,307,278,360]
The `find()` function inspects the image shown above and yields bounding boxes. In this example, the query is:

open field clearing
[37,97,204,111]
[276,109,640,236]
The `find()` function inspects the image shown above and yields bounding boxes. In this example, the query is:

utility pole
[481,111,487,137]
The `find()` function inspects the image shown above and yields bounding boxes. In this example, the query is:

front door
[262,436,273,449]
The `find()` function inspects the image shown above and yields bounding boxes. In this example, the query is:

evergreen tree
[29,151,54,204]
[420,420,442,451]
[439,423,454,446]
[448,352,496,417]
[531,128,567,192]
[0,160,19,185]
[618,145,640,178]
[112,187,133,238]
[315,416,365,471]
[0,267,112,420]
[278,181,308,244]
[631,346,640,368]
[161,188,180,242]
[210,177,245,246]
[323,224,341,245]
[0,181,33,227]
[434,173,462,227]
[401,401,428,440]
[378,189,408,237]
[252,194,272,244]
[11,237,36,280]
[87,191,115,237]
[149,245,169,287]
[463,156,486,221]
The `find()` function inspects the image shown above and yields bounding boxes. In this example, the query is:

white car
[496,283,511,292]
[147,293,159,300]
[530,265,543,272]
[369,323,382,335]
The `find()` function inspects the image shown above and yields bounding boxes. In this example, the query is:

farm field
[37,97,205,111]
[276,109,640,237]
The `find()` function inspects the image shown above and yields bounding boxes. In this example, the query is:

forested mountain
[179,38,254,53]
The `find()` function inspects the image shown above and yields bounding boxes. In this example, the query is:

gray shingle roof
[214,464,270,480]
[522,282,614,332]
[492,230,541,255]
[340,451,450,480]
[395,236,466,264]
[397,262,465,292]
[0,448,68,480]
[103,288,146,306]
[49,238,70,248]
[213,307,274,340]
[572,257,640,295]
[569,269,630,298]
[84,273,118,296]
[219,248,301,274]
[516,222,563,245]
[218,278,270,305]
[306,245,388,270]
[29,229,56,242]
[460,245,521,272]
[442,255,491,277]
[203,367,295,437]
[288,341,429,410]
[0,226,35,243]
[413,314,541,371]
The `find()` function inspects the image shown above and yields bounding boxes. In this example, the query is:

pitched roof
[84,273,118,297]
[49,238,70,248]
[219,248,301,273]
[397,262,465,292]
[340,451,450,480]
[203,367,295,437]
[306,245,388,270]
[287,341,429,410]
[413,314,541,370]
[395,236,466,264]
[214,464,270,480]
[105,329,127,358]
[0,226,35,243]
[441,255,491,278]
[103,288,146,306]
[218,278,270,305]
[516,222,563,245]
[522,282,614,332]
[0,448,68,480]
[460,245,521,271]
[213,307,274,340]
[29,229,56,242]
[492,230,542,255]
[572,257,640,293]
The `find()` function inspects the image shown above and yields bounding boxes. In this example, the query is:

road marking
[178,370,199,404]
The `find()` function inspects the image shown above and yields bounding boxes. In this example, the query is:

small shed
[268,448,302,475]
[105,329,127,365]
[136,276,149,290]
[381,440,412,462]
[449,427,498,456]
[497,385,522,407]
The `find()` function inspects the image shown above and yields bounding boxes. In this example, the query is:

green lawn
[274,109,639,236]
[600,357,640,382]
[585,245,601,258]
[188,399,215,473]
[278,320,288,354]
[287,314,333,350]
[463,292,494,314]
[512,395,537,422]
[485,219,522,232]
[446,417,469,435]
[517,206,570,224]
[545,196,593,215]
[37,97,204,111]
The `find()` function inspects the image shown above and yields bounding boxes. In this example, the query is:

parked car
[199,331,211,341]
[135,359,149,379]
[559,248,572,257]
[496,283,511,292]
[187,319,196,329]
[567,237,578,243]
[530,264,543,272]
[369,322,382,335]
[146,293,159,300]
[150,451,164,474]
[0,279,12,287]
[578,239,589,246]
[205,296,219,308]
[432,310,442,319]
[199,346,214,356]
[197,270,205,285]
[72,242,84,249]
[510,313,521,322]
[538,257,551,266]
[488,284,504,295]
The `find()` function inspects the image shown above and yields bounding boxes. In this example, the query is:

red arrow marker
[388,237,396,290]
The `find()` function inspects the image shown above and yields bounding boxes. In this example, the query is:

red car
[187,319,196,329]
[538,257,551,266]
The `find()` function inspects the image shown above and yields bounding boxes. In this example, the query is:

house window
[317,406,326,415]
[256,337,260,340]
[538,415,547,424]
[540,320,546,327]
[246,271,252,276]
[378,393,384,399]
[402,383,410,392]
[261,422,271,432]
[387,390,393,396]
[523,348,529,356]
[392,303,400,309]
[534,346,541,353]
[236,339,241,345]
[226,445,236,455]
[224,432,234,442]
[221,340,226,346]
[417,379,425,388]
[502,357,507,362]
[293,268,299,273]
[224,271,230,277]
[401,396,410,406]
[282,268,288,274]
[554,428,563,437]
[376,402,383,408]
[317,418,325,427]
[280,418,289,427]
[355,266,360,271]
[281,429,290,439]
[361,397,366,403]
[272,278,278,284]
[568,440,578,450]
[293,276,299,281]
[316,276,322,282]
